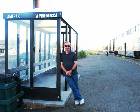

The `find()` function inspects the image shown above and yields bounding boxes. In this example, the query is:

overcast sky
[1,0,140,50]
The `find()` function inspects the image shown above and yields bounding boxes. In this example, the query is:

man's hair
[64,41,71,45]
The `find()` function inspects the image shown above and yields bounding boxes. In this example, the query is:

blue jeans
[65,74,82,101]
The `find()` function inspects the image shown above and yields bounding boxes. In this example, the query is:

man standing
[61,41,84,105]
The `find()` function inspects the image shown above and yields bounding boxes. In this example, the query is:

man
[61,41,84,105]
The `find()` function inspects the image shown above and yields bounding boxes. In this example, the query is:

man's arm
[61,61,78,76]
[68,61,78,75]
[71,61,78,71]
[61,62,71,76]
[61,62,67,73]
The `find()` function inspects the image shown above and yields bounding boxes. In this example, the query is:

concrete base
[23,89,72,109]
[23,74,80,110]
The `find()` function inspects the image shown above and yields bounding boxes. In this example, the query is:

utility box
[0,99,18,112]
[0,74,24,112]
[0,81,16,100]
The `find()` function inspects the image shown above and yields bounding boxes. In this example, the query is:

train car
[114,24,140,58]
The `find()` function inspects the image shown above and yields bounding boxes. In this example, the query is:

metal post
[56,18,61,100]
[65,25,68,41]
[26,27,29,77]
[124,42,126,57]
[76,33,78,58]
[69,27,71,43]
[44,33,46,68]
[5,20,8,74]
[39,32,41,70]
[113,39,115,52]
[30,20,35,87]
[64,25,68,91]
[109,40,111,52]
[62,34,65,52]
[69,27,71,52]
[17,24,20,67]
[48,33,51,66]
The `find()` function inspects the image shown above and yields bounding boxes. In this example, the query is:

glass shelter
[3,12,78,100]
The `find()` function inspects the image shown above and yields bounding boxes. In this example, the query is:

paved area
[23,54,140,112]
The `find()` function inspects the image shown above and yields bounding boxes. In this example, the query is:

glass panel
[19,25,26,66]
[60,21,64,52]
[60,34,64,52]
[34,20,57,88]
[50,34,57,67]
[35,31,40,72]
[8,21,17,69]
[19,23,29,81]
[0,15,5,73]
[41,32,45,69]
[45,34,49,60]
[28,27,30,80]
[8,20,30,87]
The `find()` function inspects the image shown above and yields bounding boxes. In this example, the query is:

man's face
[64,42,71,52]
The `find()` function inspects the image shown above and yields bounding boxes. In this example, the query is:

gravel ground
[23,54,140,112]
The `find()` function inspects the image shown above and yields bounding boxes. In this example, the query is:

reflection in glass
[8,21,17,69]
[19,25,26,66]
[0,17,5,73]
[41,32,45,69]
[7,19,58,88]
[8,20,30,86]
[35,31,40,72]
[34,20,57,88]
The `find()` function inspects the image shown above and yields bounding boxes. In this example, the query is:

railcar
[113,24,140,58]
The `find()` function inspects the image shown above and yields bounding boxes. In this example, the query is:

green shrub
[78,50,87,59]
[85,50,96,55]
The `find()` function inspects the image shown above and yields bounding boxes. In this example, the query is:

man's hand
[66,70,72,76]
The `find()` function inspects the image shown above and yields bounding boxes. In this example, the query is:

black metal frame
[3,11,78,100]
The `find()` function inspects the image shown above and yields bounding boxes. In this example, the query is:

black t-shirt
[61,51,78,75]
